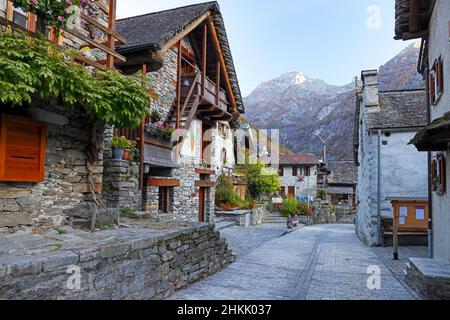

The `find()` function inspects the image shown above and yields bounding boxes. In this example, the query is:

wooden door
[280,186,286,197]
[199,187,206,222]
[159,187,169,213]
[288,186,296,199]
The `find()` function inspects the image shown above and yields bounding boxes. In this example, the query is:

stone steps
[265,213,287,224]
[214,219,237,231]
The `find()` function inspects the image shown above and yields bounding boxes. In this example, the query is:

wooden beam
[80,13,126,44]
[161,11,211,53]
[195,181,215,188]
[176,41,182,130]
[6,1,13,21]
[409,0,420,33]
[216,61,221,106]
[207,18,237,113]
[106,0,117,69]
[148,179,181,187]
[202,23,207,96]
[139,63,147,191]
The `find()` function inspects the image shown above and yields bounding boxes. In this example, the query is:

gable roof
[326,161,357,186]
[279,155,320,166]
[365,89,427,130]
[394,0,434,40]
[116,1,244,114]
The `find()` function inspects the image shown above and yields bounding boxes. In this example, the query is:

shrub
[282,199,312,217]
[317,188,327,200]
[215,175,240,206]
[237,160,281,199]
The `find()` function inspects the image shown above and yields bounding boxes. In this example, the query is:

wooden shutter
[0,114,47,182]
[279,166,284,177]
[438,155,446,194]
[288,186,296,199]
[281,186,286,197]
[292,166,297,176]
[437,57,444,94]
[429,73,436,105]
[431,159,437,191]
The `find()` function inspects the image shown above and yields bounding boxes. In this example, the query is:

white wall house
[278,155,319,200]
[355,70,428,246]
[396,0,450,260]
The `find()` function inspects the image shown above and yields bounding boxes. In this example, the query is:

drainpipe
[425,65,433,259]
[377,130,382,246]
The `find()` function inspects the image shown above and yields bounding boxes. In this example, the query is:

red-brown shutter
[0,114,47,182]
[292,166,297,176]
[281,186,286,196]
[439,155,446,193]
[437,57,444,94]
[429,73,436,105]
[431,159,437,191]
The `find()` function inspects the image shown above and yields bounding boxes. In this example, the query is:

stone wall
[0,224,235,300]
[103,160,141,210]
[0,99,104,233]
[405,258,450,300]
[251,205,268,226]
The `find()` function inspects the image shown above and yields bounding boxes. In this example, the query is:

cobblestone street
[170,224,421,300]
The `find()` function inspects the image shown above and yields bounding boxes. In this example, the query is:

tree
[238,160,281,200]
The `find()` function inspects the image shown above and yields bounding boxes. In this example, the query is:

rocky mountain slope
[244,43,424,160]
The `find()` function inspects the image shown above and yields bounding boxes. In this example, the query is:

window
[278,166,284,177]
[0,114,47,182]
[12,7,28,28]
[218,123,228,139]
[159,187,169,213]
[429,56,444,105]
[305,167,311,177]
[292,166,298,177]
[280,186,286,197]
[221,148,227,165]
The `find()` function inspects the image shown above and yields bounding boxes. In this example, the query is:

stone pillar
[103,160,141,210]
[361,70,380,111]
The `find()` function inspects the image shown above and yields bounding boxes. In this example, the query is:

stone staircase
[214,217,237,231]
[264,212,288,225]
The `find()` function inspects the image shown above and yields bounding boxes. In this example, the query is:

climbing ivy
[0,30,149,128]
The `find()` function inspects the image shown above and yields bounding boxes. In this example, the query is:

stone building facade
[278,155,319,200]
[354,70,428,246]
[0,99,104,233]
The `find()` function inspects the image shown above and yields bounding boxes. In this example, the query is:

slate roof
[394,0,433,40]
[116,1,244,114]
[279,155,320,166]
[365,89,427,130]
[326,160,357,186]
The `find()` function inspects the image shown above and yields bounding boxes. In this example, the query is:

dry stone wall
[0,99,104,233]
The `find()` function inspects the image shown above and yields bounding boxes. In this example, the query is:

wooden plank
[0,114,7,180]
[106,0,117,69]
[139,63,147,192]
[195,180,215,188]
[64,28,125,63]
[161,11,211,53]
[148,178,181,187]
[207,19,237,113]
[80,12,126,44]
[202,23,207,96]
[409,0,420,33]
[216,61,221,106]
[195,169,216,175]
[180,72,201,118]
[176,41,182,130]
[183,96,200,131]
[6,1,13,21]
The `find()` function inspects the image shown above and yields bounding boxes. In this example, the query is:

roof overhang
[410,113,450,151]
[394,0,435,40]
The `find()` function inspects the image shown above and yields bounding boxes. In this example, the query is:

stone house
[111,2,245,223]
[0,1,123,232]
[323,160,357,206]
[278,155,319,200]
[354,69,428,246]
[394,0,450,299]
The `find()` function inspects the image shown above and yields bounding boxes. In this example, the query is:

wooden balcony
[181,72,232,121]
[0,0,125,71]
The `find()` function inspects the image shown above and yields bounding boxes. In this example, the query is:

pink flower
[57,16,64,22]
[66,0,73,5]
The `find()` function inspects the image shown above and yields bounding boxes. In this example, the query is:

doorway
[199,187,206,222]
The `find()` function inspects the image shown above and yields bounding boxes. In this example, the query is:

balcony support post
[202,23,207,96]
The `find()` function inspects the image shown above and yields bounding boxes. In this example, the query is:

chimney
[361,70,380,112]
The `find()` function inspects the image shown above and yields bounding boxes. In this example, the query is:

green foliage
[282,199,311,217]
[237,160,281,199]
[111,136,133,149]
[13,0,80,33]
[215,174,240,206]
[53,227,66,235]
[317,188,327,200]
[0,31,149,129]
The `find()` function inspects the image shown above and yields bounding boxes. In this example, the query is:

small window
[221,148,227,165]
[278,166,284,177]
[432,155,447,194]
[0,114,47,182]
[218,123,228,139]
[430,56,444,105]
[305,167,311,177]
[12,7,28,28]
[292,166,297,177]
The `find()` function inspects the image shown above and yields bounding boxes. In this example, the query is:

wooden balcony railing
[1,0,125,71]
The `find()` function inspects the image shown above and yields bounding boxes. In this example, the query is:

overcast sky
[117,0,415,96]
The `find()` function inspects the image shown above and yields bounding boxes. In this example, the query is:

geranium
[155,121,176,139]
[13,0,81,33]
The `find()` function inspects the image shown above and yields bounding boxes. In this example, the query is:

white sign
[272,197,283,204]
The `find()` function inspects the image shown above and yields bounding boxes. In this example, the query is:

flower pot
[123,149,130,161]
[112,147,124,160]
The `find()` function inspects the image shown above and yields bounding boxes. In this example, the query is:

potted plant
[111,136,128,160]
[149,109,163,123]
[123,140,136,161]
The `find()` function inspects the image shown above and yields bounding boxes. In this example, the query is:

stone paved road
[169,224,418,300]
